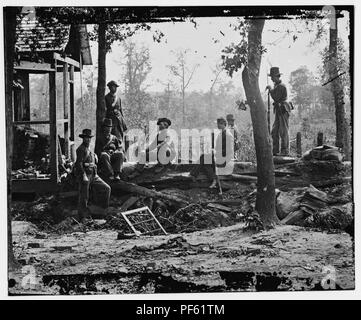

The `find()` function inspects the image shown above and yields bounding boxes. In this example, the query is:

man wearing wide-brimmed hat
[148,117,176,167]
[98,118,124,181]
[266,67,292,156]
[105,80,127,140]
[75,129,111,221]
[131,117,176,176]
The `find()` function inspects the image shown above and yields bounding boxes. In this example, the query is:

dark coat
[105,92,127,138]
[270,81,292,114]
[75,143,97,177]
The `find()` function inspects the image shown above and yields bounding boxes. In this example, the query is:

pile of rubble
[276,183,353,234]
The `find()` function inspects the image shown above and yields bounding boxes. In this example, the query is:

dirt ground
[8,161,354,295]
[9,220,354,295]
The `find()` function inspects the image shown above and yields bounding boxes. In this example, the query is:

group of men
[74,67,291,220]
[75,80,126,220]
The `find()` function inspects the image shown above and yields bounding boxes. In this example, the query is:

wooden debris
[58,191,78,199]
[111,180,189,206]
[311,177,351,188]
[201,199,243,206]
[117,233,137,240]
[121,206,167,236]
[304,184,329,203]
[27,242,43,248]
[227,174,257,182]
[119,196,139,212]
[51,245,73,251]
[281,209,309,225]
[273,156,297,164]
[276,192,299,220]
[206,203,232,212]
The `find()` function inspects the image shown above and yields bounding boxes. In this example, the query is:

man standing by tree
[105,80,127,141]
[266,67,292,156]
[226,113,241,159]
[190,117,233,189]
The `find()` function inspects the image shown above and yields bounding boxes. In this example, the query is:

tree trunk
[182,66,185,126]
[242,19,278,228]
[4,7,20,270]
[95,23,107,156]
[329,17,350,160]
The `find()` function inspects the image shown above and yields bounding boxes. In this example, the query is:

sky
[87,11,350,96]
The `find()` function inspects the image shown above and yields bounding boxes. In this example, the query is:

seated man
[146,117,176,164]
[134,118,175,174]
[74,129,111,221]
[98,118,124,181]
[190,117,233,188]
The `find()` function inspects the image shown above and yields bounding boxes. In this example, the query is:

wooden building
[12,15,92,193]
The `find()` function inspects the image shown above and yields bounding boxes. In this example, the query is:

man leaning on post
[75,129,111,221]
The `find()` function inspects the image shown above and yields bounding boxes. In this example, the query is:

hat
[157,117,171,126]
[268,67,282,77]
[217,117,227,125]
[107,80,119,88]
[79,129,93,138]
[226,114,235,121]
[102,118,113,127]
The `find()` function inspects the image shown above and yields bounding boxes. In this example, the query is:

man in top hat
[266,67,292,156]
[105,80,127,140]
[190,117,233,189]
[98,118,124,181]
[75,129,111,221]
[226,113,241,159]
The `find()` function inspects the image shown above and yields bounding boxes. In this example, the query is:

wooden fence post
[317,132,324,147]
[296,132,302,157]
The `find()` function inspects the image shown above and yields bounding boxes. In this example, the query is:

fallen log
[276,176,351,190]
[206,203,233,212]
[119,196,139,212]
[227,174,257,183]
[239,170,301,177]
[201,199,243,206]
[110,180,189,206]
[273,156,297,164]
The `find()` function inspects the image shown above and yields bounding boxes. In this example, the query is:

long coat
[105,92,127,139]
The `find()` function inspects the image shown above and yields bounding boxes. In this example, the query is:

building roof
[15,16,92,65]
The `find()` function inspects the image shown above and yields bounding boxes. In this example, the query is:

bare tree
[167,49,199,126]
[89,21,164,155]
[121,40,153,129]
[209,64,223,110]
